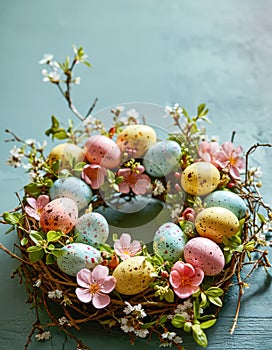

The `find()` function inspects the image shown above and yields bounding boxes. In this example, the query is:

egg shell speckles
[57,243,102,276]
[195,207,240,243]
[116,124,156,158]
[40,197,78,234]
[84,135,122,168]
[184,237,225,276]
[204,190,247,219]
[75,212,109,247]
[112,256,155,295]
[153,222,187,262]
[48,143,85,170]
[49,176,93,211]
[143,140,181,177]
[181,162,220,196]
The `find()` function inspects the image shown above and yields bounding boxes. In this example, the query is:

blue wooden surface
[1,1,272,349]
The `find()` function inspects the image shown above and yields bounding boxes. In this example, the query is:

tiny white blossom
[33,279,42,288]
[58,316,71,326]
[6,146,24,167]
[120,318,134,333]
[153,179,165,196]
[74,77,81,85]
[162,332,176,340]
[160,342,172,348]
[35,331,51,341]
[133,304,147,318]
[42,69,60,83]
[123,301,134,315]
[126,108,139,119]
[83,115,97,126]
[25,139,36,146]
[171,207,181,221]
[48,289,63,299]
[39,53,54,64]
[173,336,183,344]
[134,328,149,338]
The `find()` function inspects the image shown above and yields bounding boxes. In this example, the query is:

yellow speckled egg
[181,162,220,196]
[112,256,155,295]
[195,207,240,243]
[116,124,156,157]
[48,143,85,170]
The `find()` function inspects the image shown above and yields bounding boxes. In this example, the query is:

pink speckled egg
[84,135,121,168]
[40,197,78,234]
[184,237,225,276]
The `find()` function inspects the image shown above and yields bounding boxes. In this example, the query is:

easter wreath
[1,46,272,350]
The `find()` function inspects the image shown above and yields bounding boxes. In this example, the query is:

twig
[85,97,99,118]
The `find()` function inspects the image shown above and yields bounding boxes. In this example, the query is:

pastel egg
[184,237,225,276]
[204,190,247,219]
[143,140,181,177]
[195,207,240,243]
[48,143,85,170]
[153,222,187,262]
[116,124,156,157]
[40,197,78,234]
[112,256,155,295]
[49,176,93,211]
[84,135,121,168]
[57,243,102,276]
[181,162,220,196]
[75,212,109,247]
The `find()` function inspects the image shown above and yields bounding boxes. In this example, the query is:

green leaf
[30,231,44,244]
[165,288,175,303]
[197,104,206,116]
[205,287,224,298]
[200,292,208,308]
[192,325,208,348]
[257,213,266,224]
[171,314,186,329]
[141,321,156,329]
[183,321,192,333]
[21,237,28,246]
[159,315,168,325]
[54,130,68,140]
[29,249,44,263]
[27,246,43,252]
[24,183,42,197]
[208,296,222,307]
[200,319,217,329]
[2,212,22,225]
[193,297,200,319]
[47,230,63,242]
[51,248,64,258]
[46,254,55,264]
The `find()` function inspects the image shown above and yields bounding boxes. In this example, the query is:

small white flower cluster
[164,103,183,118]
[153,179,165,196]
[120,302,149,338]
[35,331,51,341]
[58,316,71,326]
[160,331,183,348]
[48,289,63,299]
[168,299,193,321]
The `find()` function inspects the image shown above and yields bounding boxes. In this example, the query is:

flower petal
[92,293,110,309]
[169,270,182,289]
[26,197,37,209]
[76,287,92,303]
[118,182,130,194]
[129,240,142,255]
[100,276,116,293]
[91,265,109,283]
[36,195,50,210]
[119,233,132,248]
[25,206,40,220]
[189,267,204,286]
[76,268,91,288]
[173,284,199,299]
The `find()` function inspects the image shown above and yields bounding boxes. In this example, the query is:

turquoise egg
[75,212,109,247]
[153,222,187,262]
[204,190,247,219]
[49,176,93,211]
[143,140,181,177]
[57,243,102,276]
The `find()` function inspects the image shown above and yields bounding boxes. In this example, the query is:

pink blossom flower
[25,195,50,220]
[198,141,220,165]
[81,164,107,189]
[116,165,151,195]
[75,265,116,308]
[114,233,142,260]
[180,208,196,222]
[214,141,245,180]
[170,261,204,299]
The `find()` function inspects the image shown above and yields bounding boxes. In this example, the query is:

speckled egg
[204,190,247,219]
[143,140,181,177]
[195,207,240,243]
[153,222,187,262]
[116,124,156,157]
[184,237,225,276]
[48,143,85,170]
[49,176,93,211]
[75,212,109,247]
[40,197,78,234]
[181,162,220,196]
[112,256,155,295]
[84,135,121,168]
[56,243,102,276]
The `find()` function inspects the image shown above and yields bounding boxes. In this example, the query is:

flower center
[180,275,191,286]
[89,283,100,295]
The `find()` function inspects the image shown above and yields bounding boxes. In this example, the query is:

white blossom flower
[33,279,42,288]
[164,103,183,118]
[173,336,183,344]
[35,331,51,341]
[58,316,71,326]
[42,69,60,83]
[162,332,176,340]
[123,302,146,318]
[159,342,172,348]
[39,53,54,64]
[134,328,149,338]
[120,317,134,333]
[153,179,165,196]
[74,77,81,85]
[126,108,139,119]
[6,146,24,167]
[171,207,181,221]
[123,301,135,315]
[48,289,63,299]
[83,115,97,126]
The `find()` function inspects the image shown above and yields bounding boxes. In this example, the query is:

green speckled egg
[204,190,247,219]
[181,162,220,196]
[112,256,155,295]
[195,207,240,243]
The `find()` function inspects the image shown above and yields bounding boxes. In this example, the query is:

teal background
[1,1,272,349]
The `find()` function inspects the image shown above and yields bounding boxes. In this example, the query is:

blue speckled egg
[204,190,247,219]
[153,222,187,262]
[75,212,109,247]
[57,243,102,276]
[143,140,181,177]
[49,176,93,211]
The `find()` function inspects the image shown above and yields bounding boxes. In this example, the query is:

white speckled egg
[204,190,247,219]
[116,124,156,157]
[153,222,187,262]
[40,197,78,234]
[195,207,240,243]
[57,243,102,276]
[112,256,155,295]
[84,135,122,168]
[184,237,225,276]
[143,140,181,177]
[49,176,93,211]
[181,162,220,196]
[75,212,109,247]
